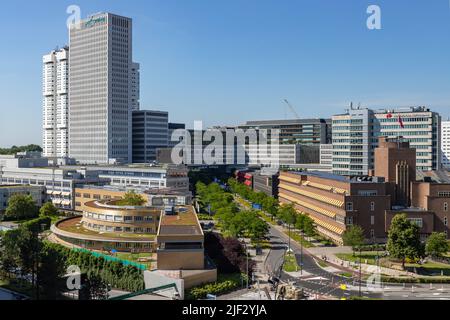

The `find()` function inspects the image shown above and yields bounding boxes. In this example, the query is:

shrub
[186,274,247,300]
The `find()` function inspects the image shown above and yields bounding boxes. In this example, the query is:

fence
[73,248,147,271]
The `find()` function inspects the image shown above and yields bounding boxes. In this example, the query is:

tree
[387,214,425,269]
[79,274,110,300]
[4,194,39,220]
[425,232,449,259]
[38,244,66,299]
[303,216,316,237]
[117,191,146,206]
[39,202,59,218]
[247,214,269,242]
[342,225,365,256]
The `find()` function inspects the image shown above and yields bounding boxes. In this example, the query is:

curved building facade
[51,200,162,252]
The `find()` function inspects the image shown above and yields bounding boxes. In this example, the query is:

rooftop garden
[114,191,147,207]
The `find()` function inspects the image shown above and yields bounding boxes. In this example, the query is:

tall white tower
[42,47,69,158]
[69,13,133,164]
[442,120,450,169]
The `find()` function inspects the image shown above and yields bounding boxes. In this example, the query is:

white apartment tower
[42,47,69,158]
[442,120,450,169]
[69,13,134,164]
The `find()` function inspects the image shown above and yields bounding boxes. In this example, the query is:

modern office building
[132,110,169,163]
[131,62,140,111]
[168,123,186,148]
[42,47,69,158]
[320,144,333,168]
[0,185,46,211]
[69,13,135,164]
[332,106,441,176]
[373,107,441,172]
[69,164,190,192]
[332,108,374,176]
[442,120,450,169]
[252,170,279,198]
[238,119,332,145]
[0,154,106,210]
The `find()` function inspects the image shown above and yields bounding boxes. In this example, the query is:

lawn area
[405,261,450,276]
[283,230,313,248]
[0,278,34,298]
[336,251,383,266]
[283,254,299,272]
[316,259,329,268]
[115,252,155,269]
[339,272,353,278]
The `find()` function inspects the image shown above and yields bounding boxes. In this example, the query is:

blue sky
[1,0,450,147]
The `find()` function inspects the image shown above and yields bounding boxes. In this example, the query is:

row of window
[83,222,154,234]
[83,212,158,223]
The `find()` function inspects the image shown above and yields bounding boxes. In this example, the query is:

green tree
[79,273,110,300]
[342,225,365,256]
[302,216,316,237]
[4,194,39,220]
[38,244,66,299]
[387,214,425,269]
[117,191,146,206]
[247,213,269,242]
[39,202,59,218]
[425,232,449,259]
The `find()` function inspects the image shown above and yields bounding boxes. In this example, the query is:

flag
[398,115,405,128]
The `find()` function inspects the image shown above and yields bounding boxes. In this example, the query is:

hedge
[21,216,52,233]
[44,243,145,292]
[381,276,450,284]
[186,273,248,300]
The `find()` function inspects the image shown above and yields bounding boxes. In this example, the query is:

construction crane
[283,99,301,120]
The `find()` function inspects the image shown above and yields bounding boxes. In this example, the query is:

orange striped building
[278,171,391,244]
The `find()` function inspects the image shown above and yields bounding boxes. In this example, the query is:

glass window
[346,202,354,212]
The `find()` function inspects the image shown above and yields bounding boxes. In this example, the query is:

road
[265,223,450,300]
[234,196,450,300]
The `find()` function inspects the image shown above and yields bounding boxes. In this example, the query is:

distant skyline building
[42,47,69,159]
[132,110,169,163]
[131,62,140,111]
[442,120,450,169]
[68,13,135,164]
[238,119,332,145]
[332,106,441,176]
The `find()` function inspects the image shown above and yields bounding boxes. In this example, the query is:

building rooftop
[158,206,202,236]
[416,170,450,184]
[288,170,385,184]
[241,118,331,126]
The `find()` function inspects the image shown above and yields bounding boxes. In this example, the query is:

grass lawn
[283,254,299,272]
[0,278,34,298]
[339,272,353,278]
[316,259,329,268]
[283,230,313,248]
[405,261,450,276]
[336,252,382,266]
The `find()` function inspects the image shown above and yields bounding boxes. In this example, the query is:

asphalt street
[265,223,450,300]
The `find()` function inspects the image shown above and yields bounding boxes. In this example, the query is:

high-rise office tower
[69,13,134,164]
[43,47,70,159]
[131,62,140,111]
